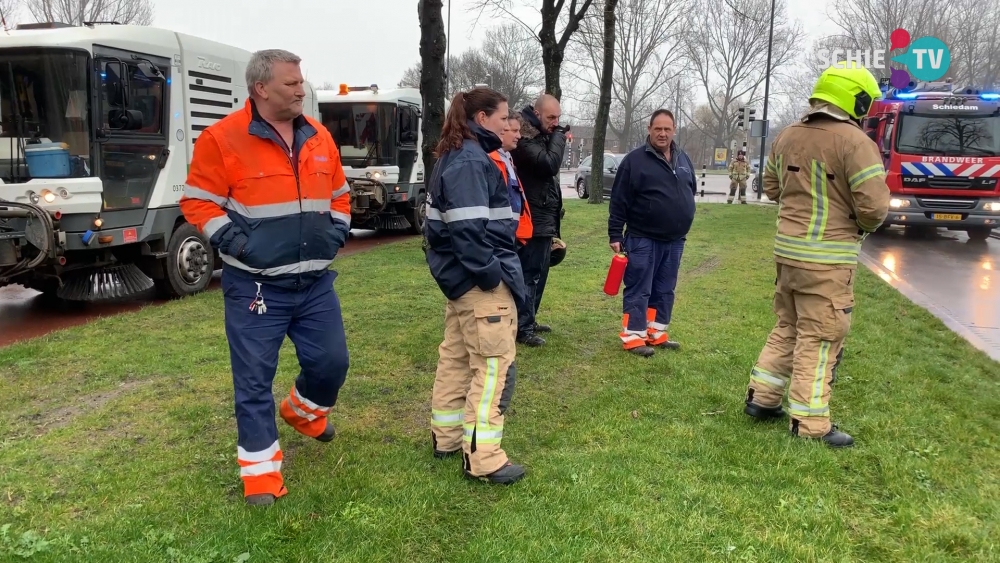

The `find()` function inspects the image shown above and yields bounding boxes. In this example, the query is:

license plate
[932,213,963,221]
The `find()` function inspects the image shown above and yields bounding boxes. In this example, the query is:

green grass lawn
[1,202,998,562]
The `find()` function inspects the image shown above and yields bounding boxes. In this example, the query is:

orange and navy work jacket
[490,150,533,245]
[179,99,351,288]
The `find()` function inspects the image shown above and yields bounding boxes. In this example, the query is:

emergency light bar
[338,83,379,95]
[982,93,1000,101]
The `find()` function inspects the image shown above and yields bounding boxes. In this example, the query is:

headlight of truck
[890,198,909,208]
[984,202,1000,212]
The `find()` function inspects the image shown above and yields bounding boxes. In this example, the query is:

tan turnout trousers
[430,283,517,476]
[747,262,854,437]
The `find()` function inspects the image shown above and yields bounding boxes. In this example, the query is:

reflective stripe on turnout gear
[773,234,861,265]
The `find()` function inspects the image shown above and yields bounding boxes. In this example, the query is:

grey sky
[152,0,830,97]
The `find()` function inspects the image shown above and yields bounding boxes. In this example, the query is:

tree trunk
[418,0,446,187]
[588,0,618,205]
[540,38,563,100]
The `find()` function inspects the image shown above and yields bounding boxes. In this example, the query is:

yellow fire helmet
[809,61,883,119]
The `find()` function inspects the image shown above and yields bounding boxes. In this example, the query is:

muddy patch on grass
[25,380,150,436]
[686,255,721,278]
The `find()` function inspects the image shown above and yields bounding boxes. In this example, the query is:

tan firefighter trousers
[746,262,855,438]
[430,282,518,476]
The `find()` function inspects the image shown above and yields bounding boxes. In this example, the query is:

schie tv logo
[813,28,951,89]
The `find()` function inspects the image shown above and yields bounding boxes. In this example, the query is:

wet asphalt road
[0,229,412,348]
[859,227,1000,362]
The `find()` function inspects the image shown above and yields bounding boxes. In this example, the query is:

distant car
[574,152,628,199]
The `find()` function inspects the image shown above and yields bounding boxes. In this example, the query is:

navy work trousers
[622,236,685,332]
[516,236,552,334]
[222,268,349,495]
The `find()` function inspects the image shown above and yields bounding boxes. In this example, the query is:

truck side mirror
[865,116,880,129]
[104,61,129,108]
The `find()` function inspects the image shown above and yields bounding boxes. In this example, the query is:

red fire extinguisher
[603,252,628,296]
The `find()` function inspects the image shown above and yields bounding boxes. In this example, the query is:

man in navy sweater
[608,109,697,357]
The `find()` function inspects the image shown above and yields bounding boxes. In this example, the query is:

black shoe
[532,323,551,333]
[626,345,655,357]
[744,402,785,420]
[465,461,526,485]
[821,425,854,448]
[245,493,276,506]
[434,448,460,459]
[654,340,680,350]
[517,332,545,346]
[315,422,336,442]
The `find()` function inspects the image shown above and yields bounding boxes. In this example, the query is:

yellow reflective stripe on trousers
[750,366,788,389]
[848,164,884,190]
[463,424,503,444]
[811,341,831,410]
[477,357,500,431]
[807,160,829,240]
[774,234,860,265]
[431,409,463,427]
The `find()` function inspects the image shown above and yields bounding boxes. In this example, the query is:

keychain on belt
[249,282,267,314]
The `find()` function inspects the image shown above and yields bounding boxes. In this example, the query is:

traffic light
[737,106,746,129]
[748,108,757,124]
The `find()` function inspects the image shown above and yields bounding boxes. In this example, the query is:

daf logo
[197,56,222,72]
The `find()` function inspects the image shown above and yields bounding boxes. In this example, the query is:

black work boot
[791,419,855,448]
[517,332,545,347]
[245,493,276,507]
[627,345,655,357]
[315,422,336,443]
[532,322,551,333]
[654,339,681,350]
[743,389,785,421]
[820,425,854,448]
[432,434,460,459]
[744,402,785,420]
[465,461,526,485]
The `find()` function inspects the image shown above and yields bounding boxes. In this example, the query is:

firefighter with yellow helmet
[742,62,890,447]
[727,149,751,204]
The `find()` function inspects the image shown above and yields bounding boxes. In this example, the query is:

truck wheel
[156,222,214,298]
[966,227,993,242]
[408,192,427,235]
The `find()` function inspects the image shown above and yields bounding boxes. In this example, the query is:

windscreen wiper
[897,143,946,155]
[960,146,997,156]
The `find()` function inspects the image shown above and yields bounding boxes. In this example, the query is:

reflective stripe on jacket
[424,121,526,311]
[763,101,890,269]
[489,149,534,245]
[179,99,351,288]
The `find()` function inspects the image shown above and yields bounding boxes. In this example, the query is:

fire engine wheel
[157,222,214,299]
[408,192,427,235]
[966,227,993,242]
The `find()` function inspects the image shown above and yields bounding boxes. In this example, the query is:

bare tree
[0,0,21,28]
[418,0,447,192]
[400,24,543,110]
[467,0,594,100]
[685,0,801,150]
[27,0,153,25]
[571,0,689,151]
[587,0,618,204]
[398,64,422,89]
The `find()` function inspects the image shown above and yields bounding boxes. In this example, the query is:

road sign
[750,119,769,138]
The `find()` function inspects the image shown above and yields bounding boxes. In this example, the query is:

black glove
[553,124,571,134]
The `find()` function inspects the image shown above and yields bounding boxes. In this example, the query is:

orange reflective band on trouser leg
[645,308,668,346]
[620,314,648,350]
[237,440,288,498]
[279,384,332,438]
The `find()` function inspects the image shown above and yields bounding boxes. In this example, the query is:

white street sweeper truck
[0,22,319,301]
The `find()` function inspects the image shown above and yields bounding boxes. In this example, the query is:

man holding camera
[511,94,570,347]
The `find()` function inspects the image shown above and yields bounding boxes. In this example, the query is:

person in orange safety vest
[491,114,533,246]
[178,49,352,506]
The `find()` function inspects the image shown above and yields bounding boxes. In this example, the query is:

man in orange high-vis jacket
[179,49,352,506]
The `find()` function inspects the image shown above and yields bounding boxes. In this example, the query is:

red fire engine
[863,81,1000,241]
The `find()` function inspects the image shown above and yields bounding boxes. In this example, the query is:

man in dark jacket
[511,94,569,347]
[608,109,697,357]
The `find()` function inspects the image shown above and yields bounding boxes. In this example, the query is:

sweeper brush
[57,263,155,301]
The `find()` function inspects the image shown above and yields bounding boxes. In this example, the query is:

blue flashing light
[894,92,919,99]
[82,230,95,246]
[981,93,1000,101]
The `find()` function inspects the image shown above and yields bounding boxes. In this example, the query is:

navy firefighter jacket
[424,121,527,311]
